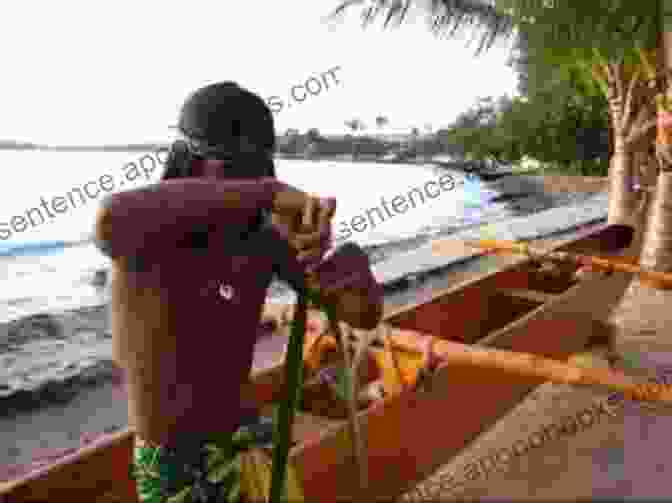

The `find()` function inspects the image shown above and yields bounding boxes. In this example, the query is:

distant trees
[344,119,366,134]
[344,119,367,159]
[375,116,390,133]
[439,90,610,175]
[0,139,39,150]
[277,129,305,155]
[274,95,609,172]
[306,128,322,143]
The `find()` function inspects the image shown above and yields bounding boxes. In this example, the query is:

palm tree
[347,119,367,132]
[345,119,367,159]
[375,115,389,130]
[330,0,516,55]
[374,116,390,147]
[491,3,667,337]
[331,1,672,340]
[610,25,672,335]
[330,0,658,228]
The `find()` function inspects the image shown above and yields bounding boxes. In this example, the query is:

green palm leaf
[207,456,241,484]
[269,290,312,503]
[165,486,192,503]
[330,0,659,101]
[329,0,515,55]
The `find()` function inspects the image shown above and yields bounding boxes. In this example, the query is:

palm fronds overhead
[330,1,659,62]
[329,0,516,55]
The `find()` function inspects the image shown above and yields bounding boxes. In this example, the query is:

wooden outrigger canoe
[0,222,635,503]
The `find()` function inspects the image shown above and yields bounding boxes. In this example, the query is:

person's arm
[94,178,282,260]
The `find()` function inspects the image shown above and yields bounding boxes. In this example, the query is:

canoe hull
[294,263,630,500]
[1,224,633,502]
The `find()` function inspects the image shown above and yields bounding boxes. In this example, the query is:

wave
[0,190,605,408]
[0,239,89,257]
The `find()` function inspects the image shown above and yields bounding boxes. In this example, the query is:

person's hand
[305,242,383,330]
[292,195,336,269]
[271,184,312,219]
[272,185,336,270]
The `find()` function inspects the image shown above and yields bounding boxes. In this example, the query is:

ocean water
[0,151,511,323]
[0,150,609,476]
[0,150,597,414]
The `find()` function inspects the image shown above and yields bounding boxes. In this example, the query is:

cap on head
[177,81,276,155]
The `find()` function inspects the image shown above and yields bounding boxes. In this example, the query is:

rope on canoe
[270,287,372,503]
[327,309,369,501]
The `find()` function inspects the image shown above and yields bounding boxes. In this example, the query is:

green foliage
[497,0,658,56]
[444,89,610,174]
[540,159,609,177]
[513,2,658,100]
[333,0,659,56]
[344,119,367,133]
[375,115,390,128]
[332,0,660,100]
[333,365,351,403]
[306,128,322,142]
[330,0,517,55]
[277,131,400,158]
[270,291,311,503]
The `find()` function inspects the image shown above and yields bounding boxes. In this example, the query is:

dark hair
[162,81,276,181]
[161,139,192,180]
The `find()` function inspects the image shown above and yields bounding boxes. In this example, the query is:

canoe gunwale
[291,262,627,499]
[2,222,631,501]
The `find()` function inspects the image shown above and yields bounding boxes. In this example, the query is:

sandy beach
[0,382,126,471]
[403,341,672,500]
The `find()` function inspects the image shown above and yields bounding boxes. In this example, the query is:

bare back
[110,233,275,447]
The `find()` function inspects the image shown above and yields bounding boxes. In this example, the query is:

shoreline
[0,185,605,415]
[0,146,533,174]
[0,218,605,476]
[0,231,552,473]
[0,175,608,480]
[0,252,499,471]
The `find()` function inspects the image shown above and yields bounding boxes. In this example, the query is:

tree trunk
[607,27,672,338]
[634,28,672,277]
[607,147,638,225]
[605,62,641,226]
[603,52,660,228]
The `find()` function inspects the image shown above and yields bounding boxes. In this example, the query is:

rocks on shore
[0,358,119,415]
[1,314,65,352]
[1,308,115,415]
[91,269,107,287]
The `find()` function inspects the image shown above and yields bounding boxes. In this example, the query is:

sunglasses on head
[182,135,236,162]
[164,127,275,180]
[176,126,270,159]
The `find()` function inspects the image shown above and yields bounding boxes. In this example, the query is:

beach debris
[3,314,64,351]
[91,269,107,287]
[567,351,612,370]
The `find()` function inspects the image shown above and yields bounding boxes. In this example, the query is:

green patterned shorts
[131,416,275,503]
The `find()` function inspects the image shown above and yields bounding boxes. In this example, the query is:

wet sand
[0,381,126,478]
[403,343,672,501]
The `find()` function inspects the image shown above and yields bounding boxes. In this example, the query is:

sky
[0,0,518,145]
